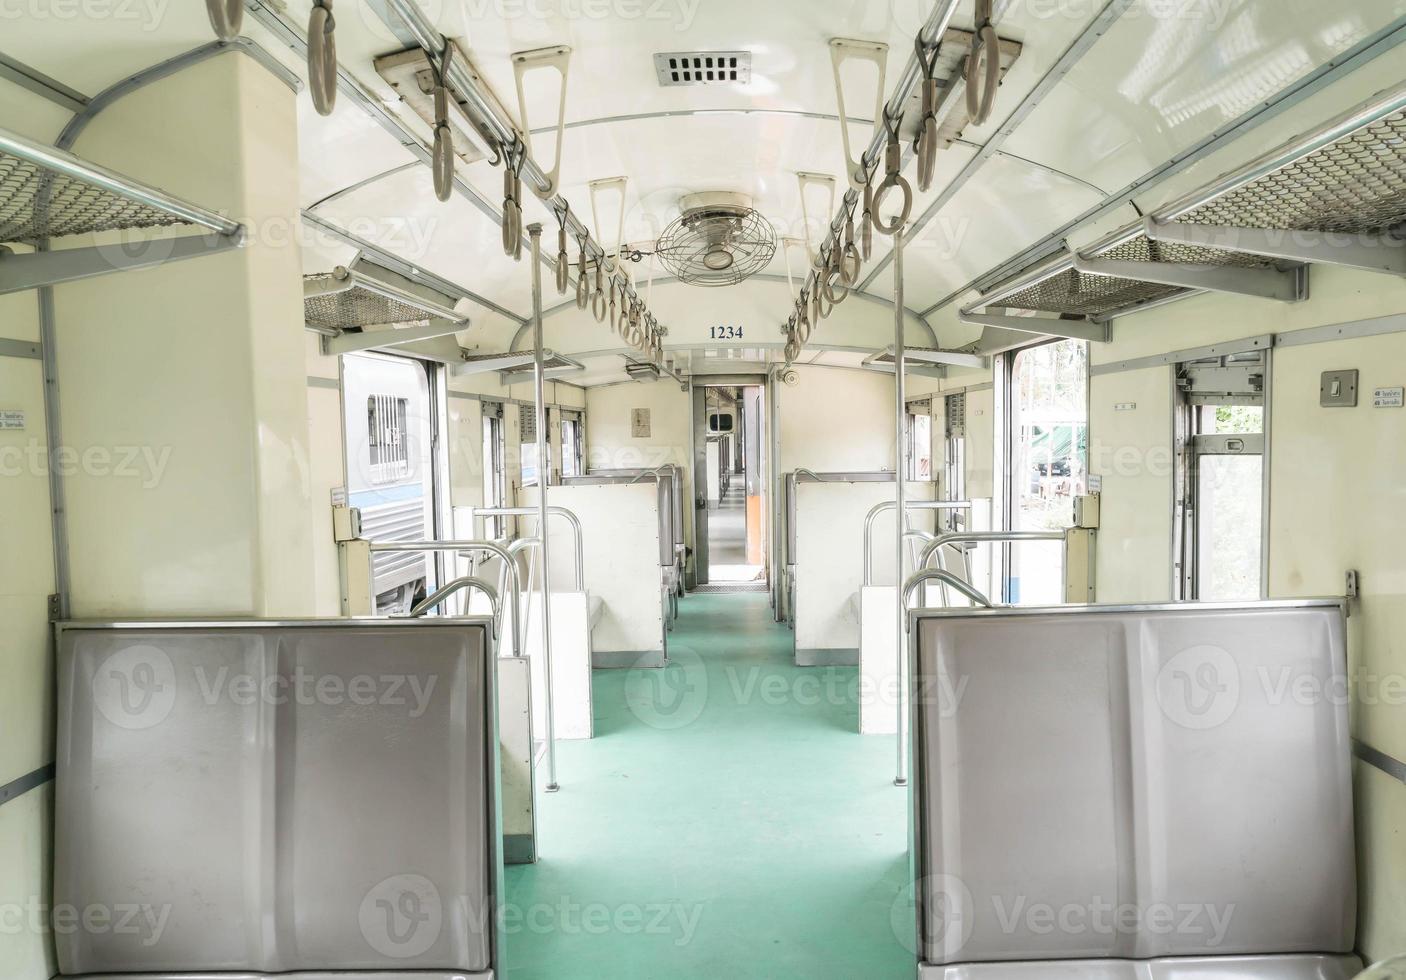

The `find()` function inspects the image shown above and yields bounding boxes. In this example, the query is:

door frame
[690,373,770,588]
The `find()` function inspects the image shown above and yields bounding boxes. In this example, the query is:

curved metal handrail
[902,568,993,610]
[411,576,500,626]
[862,500,973,585]
[471,505,585,591]
[916,530,1066,573]
[369,540,523,661]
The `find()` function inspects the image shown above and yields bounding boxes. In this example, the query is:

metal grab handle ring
[576,250,590,310]
[431,43,455,202]
[861,179,875,260]
[206,0,242,41]
[432,125,454,201]
[965,19,1000,125]
[872,172,912,236]
[555,217,570,294]
[592,279,608,323]
[308,1,338,117]
[914,37,943,192]
[501,152,524,260]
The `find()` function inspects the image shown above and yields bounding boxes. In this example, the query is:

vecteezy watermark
[1155,645,1241,730]
[192,665,439,718]
[723,666,969,717]
[500,897,704,946]
[894,876,1236,957]
[0,0,169,31]
[0,441,173,489]
[625,645,708,730]
[459,0,703,30]
[357,877,705,955]
[92,645,441,732]
[0,898,172,947]
[360,874,443,959]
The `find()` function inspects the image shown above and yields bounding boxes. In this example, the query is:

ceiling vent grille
[654,51,751,87]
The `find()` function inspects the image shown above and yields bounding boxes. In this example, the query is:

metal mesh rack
[1180,109,1406,235]
[0,125,243,295]
[304,273,434,331]
[976,90,1406,321]
[458,350,584,378]
[0,155,188,243]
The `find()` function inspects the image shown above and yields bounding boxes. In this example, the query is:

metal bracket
[797,172,837,267]
[1071,248,1307,303]
[863,345,988,371]
[0,231,246,295]
[588,176,628,274]
[781,237,808,299]
[959,309,1110,343]
[1145,217,1406,278]
[829,38,889,190]
[512,44,572,199]
[320,317,469,356]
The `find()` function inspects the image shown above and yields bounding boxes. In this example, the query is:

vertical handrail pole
[528,224,560,793]
[893,223,908,789]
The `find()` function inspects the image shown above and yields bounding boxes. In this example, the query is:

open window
[1001,339,1089,604]
[341,352,444,614]
[1175,348,1269,601]
[481,400,507,538]
[905,398,934,481]
[560,409,584,479]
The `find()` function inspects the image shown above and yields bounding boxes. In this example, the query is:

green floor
[503,592,915,978]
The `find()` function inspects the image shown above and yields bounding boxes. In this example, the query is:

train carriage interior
[3,0,1406,977]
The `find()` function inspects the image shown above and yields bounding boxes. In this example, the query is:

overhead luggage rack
[305,261,470,356]
[969,84,1406,325]
[455,349,584,382]
[0,125,244,295]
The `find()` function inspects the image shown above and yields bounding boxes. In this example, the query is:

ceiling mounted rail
[780,0,964,359]
[0,125,244,295]
[366,0,674,373]
[969,82,1406,322]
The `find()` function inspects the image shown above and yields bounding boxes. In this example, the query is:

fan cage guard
[0,152,191,244]
[304,274,433,331]
[655,205,778,287]
[988,109,1406,319]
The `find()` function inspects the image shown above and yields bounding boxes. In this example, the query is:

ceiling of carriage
[3,0,1405,385]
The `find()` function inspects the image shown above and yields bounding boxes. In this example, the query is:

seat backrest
[913,602,1356,965]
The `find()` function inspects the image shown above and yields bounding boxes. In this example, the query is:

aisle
[502,592,913,978]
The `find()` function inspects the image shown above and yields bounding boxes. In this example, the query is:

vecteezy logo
[359,874,442,959]
[92,644,177,730]
[624,645,708,730]
[1156,645,1240,730]
[892,874,974,957]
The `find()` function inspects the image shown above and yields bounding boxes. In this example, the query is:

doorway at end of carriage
[691,376,770,591]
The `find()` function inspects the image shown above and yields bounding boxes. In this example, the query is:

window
[481,402,506,538]
[366,394,410,483]
[944,392,967,505]
[341,353,442,615]
[560,410,584,479]
[906,399,934,481]
[1175,351,1267,601]
[520,407,543,488]
[1004,339,1089,604]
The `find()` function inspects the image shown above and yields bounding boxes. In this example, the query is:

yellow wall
[1086,265,1406,962]
[0,292,57,977]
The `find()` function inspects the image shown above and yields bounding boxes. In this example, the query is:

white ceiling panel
[310,163,536,318]
[865,153,1109,312]
[1001,0,1406,195]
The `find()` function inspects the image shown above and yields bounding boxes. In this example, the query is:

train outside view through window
[1008,340,1088,604]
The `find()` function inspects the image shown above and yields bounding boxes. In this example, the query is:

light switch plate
[1320,370,1359,407]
